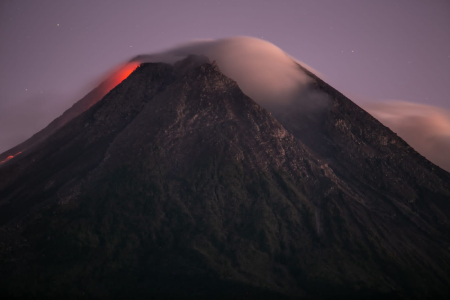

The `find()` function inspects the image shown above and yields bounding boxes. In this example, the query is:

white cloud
[133,36,315,108]
[362,100,450,172]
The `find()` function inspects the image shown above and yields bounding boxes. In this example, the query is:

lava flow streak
[102,62,140,96]
[0,152,21,164]
[82,61,141,110]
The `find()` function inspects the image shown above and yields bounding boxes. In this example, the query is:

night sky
[1,0,450,157]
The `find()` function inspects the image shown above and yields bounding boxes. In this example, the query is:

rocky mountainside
[0,57,449,299]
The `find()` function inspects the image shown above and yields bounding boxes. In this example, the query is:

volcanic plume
[132,37,316,108]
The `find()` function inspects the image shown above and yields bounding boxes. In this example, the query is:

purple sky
[1,0,449,153]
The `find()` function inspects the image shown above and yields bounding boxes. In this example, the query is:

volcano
[0,39,449,299]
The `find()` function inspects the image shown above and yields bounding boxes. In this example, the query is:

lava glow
[0,152,21,164]
[81,61,141,113]
[104,62,140,95]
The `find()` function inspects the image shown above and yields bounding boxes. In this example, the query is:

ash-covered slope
[0,58,449,299]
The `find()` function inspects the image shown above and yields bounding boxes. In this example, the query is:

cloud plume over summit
[133,36,319,108]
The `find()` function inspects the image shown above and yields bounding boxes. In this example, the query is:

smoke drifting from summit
[134,37,319,109]
[364,101,450,172]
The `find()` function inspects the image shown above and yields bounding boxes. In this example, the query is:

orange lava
[81,61,141,115]
[81,61,141,111]
[0,152,22,164]
[104,62,140,95]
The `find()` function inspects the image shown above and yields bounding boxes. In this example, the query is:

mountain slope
[0,59,449,299]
